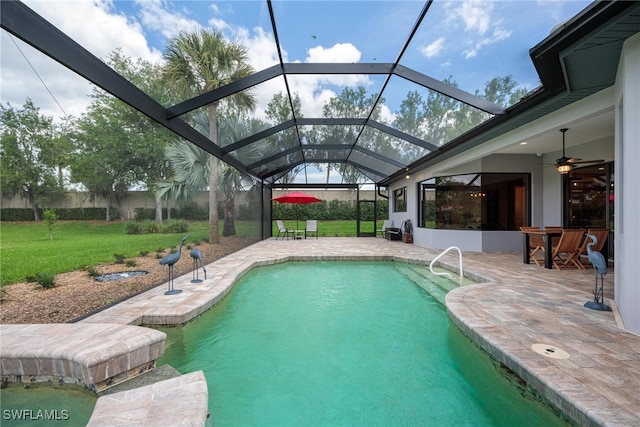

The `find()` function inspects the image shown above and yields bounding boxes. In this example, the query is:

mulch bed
[0,236,258,324]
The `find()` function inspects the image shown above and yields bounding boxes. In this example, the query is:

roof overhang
[381,0,640,186]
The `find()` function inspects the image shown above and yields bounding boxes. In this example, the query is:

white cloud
[419,37,446,58]
[208,18,229,32]
[305,43,370,88]
[26,0,161,62]
[306,43,361,63]
[455,0,492,35]
[444,0,512,59]
[462,25,511,58]
[135,0,202,39]
[378,104,396,124]
[2,1,163,120]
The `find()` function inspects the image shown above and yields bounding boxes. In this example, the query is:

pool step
[394,264,457,306]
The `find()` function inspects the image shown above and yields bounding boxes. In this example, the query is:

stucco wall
[1,189,374,220]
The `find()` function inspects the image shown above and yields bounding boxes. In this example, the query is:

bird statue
[190,247,207,283]
[159,234,190,295]
[583,234,611,311]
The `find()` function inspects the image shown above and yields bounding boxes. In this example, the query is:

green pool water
[158,261,570,426]
[0,383,96,426]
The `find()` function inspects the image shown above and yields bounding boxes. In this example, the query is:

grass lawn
[272,220,369,237]
[0,220,366,287]
[0,221,212,287]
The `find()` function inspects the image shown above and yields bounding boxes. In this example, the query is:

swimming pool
[158,261,569,426]
[0,383,96,427]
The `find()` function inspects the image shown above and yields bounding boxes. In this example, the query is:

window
[418,173,529,230]
[393,187,406,212]
[568,162,614,230]
[419,179,436,228]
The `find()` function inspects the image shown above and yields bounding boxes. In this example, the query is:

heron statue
[159,234,190,295]
[190,247,207,283]
[583,234,611,311]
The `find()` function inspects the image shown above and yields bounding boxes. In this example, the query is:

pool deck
[5,237,639,426]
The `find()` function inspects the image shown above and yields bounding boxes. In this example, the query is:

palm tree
[156,113,266,236]
[164,29,255,244]
[217,114,268,236]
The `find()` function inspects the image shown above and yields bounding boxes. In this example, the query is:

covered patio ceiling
[2,0,639,186]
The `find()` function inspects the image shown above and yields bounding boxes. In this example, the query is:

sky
[1,0,592,183]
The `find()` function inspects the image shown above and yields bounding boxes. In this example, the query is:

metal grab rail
[429,246,463,280]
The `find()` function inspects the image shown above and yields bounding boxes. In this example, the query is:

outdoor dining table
[521,228,564,269]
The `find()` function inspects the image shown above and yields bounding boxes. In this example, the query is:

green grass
[0,219,376,287]
[272,220,379,237]
[1,221,219,287]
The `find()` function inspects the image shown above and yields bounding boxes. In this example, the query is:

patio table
[521,229,564,269]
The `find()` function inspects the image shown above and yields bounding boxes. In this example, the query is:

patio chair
[275,220,294,240]
[377,220,391,238]
[551,229,586,270]
[578,228,610,266]
[544,225,563,246]
[520,226,545,266]
[305,220,318,239]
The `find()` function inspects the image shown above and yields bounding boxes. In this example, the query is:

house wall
[615,32,640,334]
[391,33,639,334]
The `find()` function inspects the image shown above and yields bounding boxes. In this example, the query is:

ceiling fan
[555,128,604,174]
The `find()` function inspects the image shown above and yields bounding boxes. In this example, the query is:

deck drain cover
[531,343,570,359]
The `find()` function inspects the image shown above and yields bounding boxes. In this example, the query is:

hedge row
[272,199,389,221]
[0,207,113,221]
[2,199,389,222]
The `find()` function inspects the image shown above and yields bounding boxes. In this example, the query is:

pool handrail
[429,246,463,280]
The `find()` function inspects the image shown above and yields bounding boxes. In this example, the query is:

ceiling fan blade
[569,159,605,165]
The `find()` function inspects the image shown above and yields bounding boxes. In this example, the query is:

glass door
[356,200,376,237]
[569,162,614,258]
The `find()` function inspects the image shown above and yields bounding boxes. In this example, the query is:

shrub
[113,253,126,264]
[0,208,36,221]
[125,259,137,267]
[163,219,189,234]
[1,207,115,221]
[139,250,149,256]
[35,272,55,289]
[142,220,161,234]
[85,265,98,277]
[125,221,143,235]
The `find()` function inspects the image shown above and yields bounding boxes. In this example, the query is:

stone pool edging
[446,275,640,427]
[0,323,165,392]
[86,370,209,426]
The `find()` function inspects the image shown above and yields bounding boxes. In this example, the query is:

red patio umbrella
[272,191,322,230]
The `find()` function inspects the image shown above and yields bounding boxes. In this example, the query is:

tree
[107,50,175,223]
[455,75,528,134]
[70,51,172,221]
[0,98,65,221]
[43,208,58,240]
[156,112,265,236]
[164,29,256,244]
[393,78,461,149]
[308,86,385,184]
[265,92,305,184]
[217,113,266,236]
